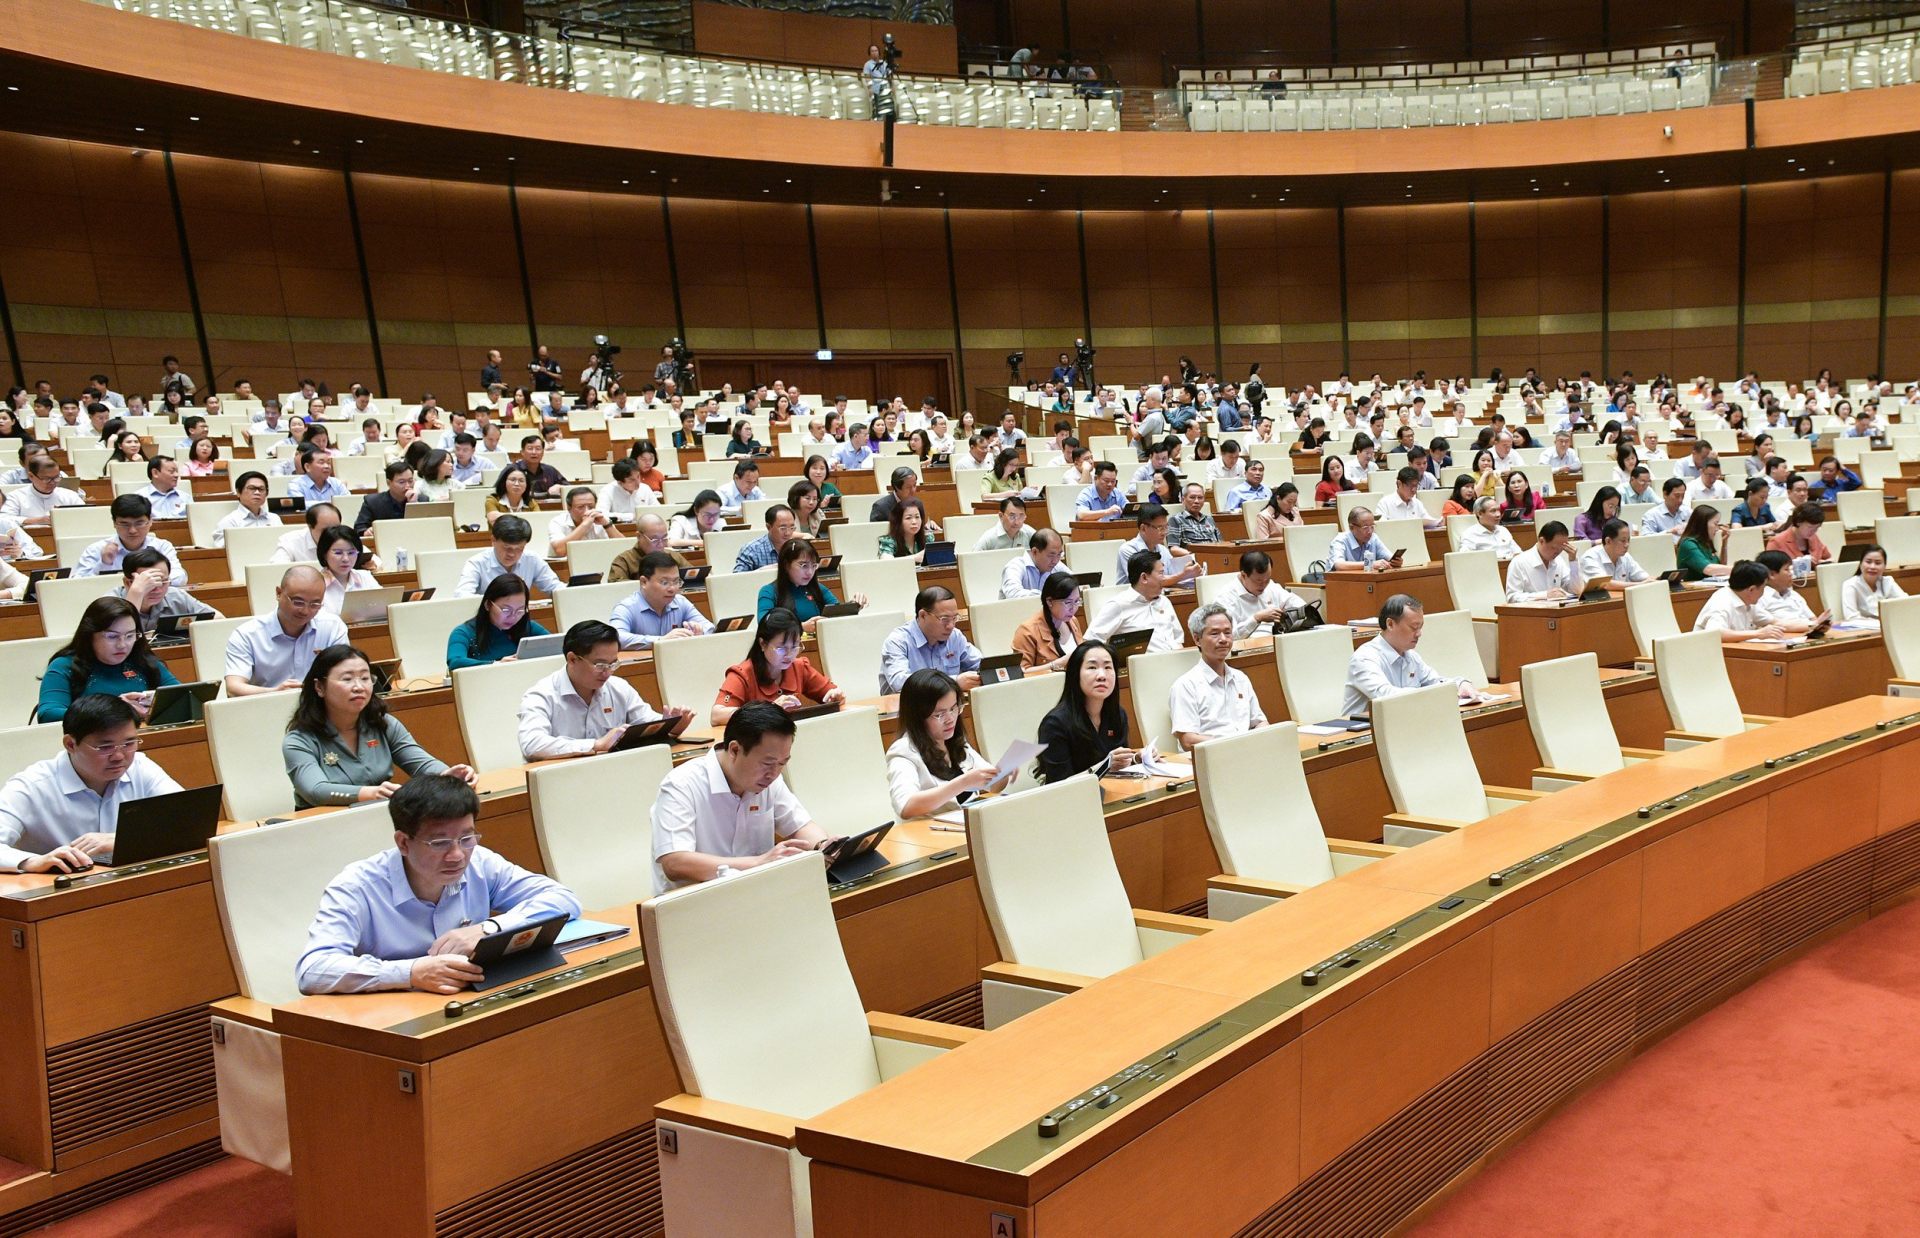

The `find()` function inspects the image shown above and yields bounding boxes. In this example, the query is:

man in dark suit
[352,462,415,535]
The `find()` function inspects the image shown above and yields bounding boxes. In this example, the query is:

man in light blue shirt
[610,552,715,650]
[878,586,982,693]
[139,456,190,520]
[1328,508,1396,571]
[1076,462,1127,520]
[999,529,1064,598]
[289,449,350,506]
[1340,595,1478,716]
[733,506,795,574]
[455,516,564,597]
[296,775,582,995]
[1130,439,1176,485]
[449,434,494,487]
[1223,459,1271,512]
[1639,477,1691,537]
[0,695,182,873]
[832,424,875,473]
[72,495,188,586]
[716,460,767,514]
[223,565,349,695]
[1113,502,1200,584]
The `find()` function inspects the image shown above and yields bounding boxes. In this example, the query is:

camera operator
[653,345,678,387]
[581,348,620,395]
[529,345,563,393]
[864,36,899,119]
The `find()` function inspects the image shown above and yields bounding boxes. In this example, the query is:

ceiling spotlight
[507,156,514,161]
[134,126,144,132]
[189,115,200,121]
[5,85,17,92]
[621,179,629,185]
[472,166,480,171]
[355,138,364,144]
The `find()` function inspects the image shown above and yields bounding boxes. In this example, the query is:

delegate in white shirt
[884,734,991,818]
[650,750,811,894]
[1083,589,1186,653]
[1168,661,1267,745]
[1693,587,1760,632]
[1504,545,1581,601]
[1576,545,1649,584]
[1842,574,1907,623]
[1217,579,1305,638]
[1341,634,1463,717]
[0,753,182,871]
[1457,522,1521,559]
[517,667,662,760]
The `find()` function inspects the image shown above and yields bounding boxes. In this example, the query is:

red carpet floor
[1411,897,1920,1238]
[24,902,1920,1237]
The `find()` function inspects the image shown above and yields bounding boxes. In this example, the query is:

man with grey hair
[608,512,685,580]
[1340,594,1481,717]
[1170,602,1267,750]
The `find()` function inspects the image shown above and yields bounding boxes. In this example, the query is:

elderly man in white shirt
[1373,465,1442,529]
[999,529,1065,599]
[1752,549,1822,632]
[649,701,834,894]
[517,620,691,760]
[1216,549,1305,638]
[1169,603,1268,750]
[1084,550,1186,653]
[1505,521,1581,602]
[1684,458,1734,504]
[1693,561,1787,642]
[1536,430,1582,474]
[1457,496,1522,560]
[1341,595,1480,717]
[0,694,182,873]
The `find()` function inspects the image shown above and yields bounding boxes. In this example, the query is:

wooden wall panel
[951,207,1081,401]
[1475,196,1602,379]
[672,198,818,353]
[0,133,198,398]
[352,175,521,398]
[1607,187,1739,380]
[172,156,372,396]
[1889,170,1920,380]
[1346,203,1471,382]
[516,187,677,373]
[813,204,955,355]
[1338,0,1469,56]
[1746,175,1885,383]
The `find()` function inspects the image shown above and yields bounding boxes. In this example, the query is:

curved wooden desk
[797,696,1920,1238]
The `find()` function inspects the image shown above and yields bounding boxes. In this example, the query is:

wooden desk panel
[1321,564,1450,624]
[1723,634,1894,717]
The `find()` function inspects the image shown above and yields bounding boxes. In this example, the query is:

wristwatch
[481,918,501,936]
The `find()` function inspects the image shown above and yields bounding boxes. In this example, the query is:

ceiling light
[189,115,200,121]
[621,179,629,185]
[5,86,17,92]
[355,138,364,144]
[134,126,144,132]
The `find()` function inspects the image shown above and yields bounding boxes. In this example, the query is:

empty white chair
[840,557,919,619]
[1216,98,1244,131]
[813,609,903,701]
[1881,595,1920,697]
[1652,630,1782,748]
[706,567,776,624]
[1649,77,1678,110]
[208,802,395,1175]
[36,574,121,642]
[1567,82,1595,116]
[528,747,672,907]
[1819,56,1850,93]
[1622,77,1652,112]
[453,656,556,773]
[1273,624,1354,723]
[1594,79,1622,114]
[1270,97,1299,130]
[653,627,755,715]
[1373,682,1542,844]
[1195,723,1400,920]
[1298,97,1325,129]
[1624,580,1680,662]
[1415,609,1491,686]
[203,691,299,821]
[1188,98,1217,131]
[969,775,1213,1027]
[1323,96,1351,128]
[782,705,894,835]
[1521,652,1664,789]
[645,852,976,1238]
[1127,648,1200,753]
[826,520,887,563]
[388,593,485,683]
[0,720,64,785]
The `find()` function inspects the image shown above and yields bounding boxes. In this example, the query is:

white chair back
[1194,722,1334,885]
[0,636,67,726]
[223,523,289,580]
[191,615,251,684]
[1373,682,1491,822]
[1128,648,1200,751]
[967,774,1142,976]
[783,706,894,832]
[968,595,1042,660]
[186,500,239,548]
[1273,624,1353,723]
[1413,609,1488,687]
[1373,518,1431,567]
[1882,595,1920,678]
[414,547,472,596]
[827,521,888,563]
[839,557,921,619]
[528,748,673,908]
[969,673,1063,793]
[1521,652,1626,775]
[452,657,556,772]
[1442,550,1502,620]
[706,567,775,623]
[1654,629,1745,737]
[1624,581,1680,658]
[37,574,121,639]
[652,628,755,714]
[552,579,634,632]
[566,536,630,580]
[372,517,455,565]
[389,594,483,682]
[641,852,879,1117]
[700,528,758,575]
[204,691,300,820]
[956,548,1021,607]
[0,721,65,784]
[815,610,903,699]
[1283,520,1338,582]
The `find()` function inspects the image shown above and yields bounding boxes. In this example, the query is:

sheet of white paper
[1298,724,1350,736]
[993,739,1047,782]
[930,809,965,825]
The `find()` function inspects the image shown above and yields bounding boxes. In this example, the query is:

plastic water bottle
[396,548,409,571]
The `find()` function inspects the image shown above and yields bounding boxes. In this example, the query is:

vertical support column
[1336,201,1351,374]
[1207,208,1224,377]
[507,175,539,357]
[341,162,388,398]
[660,196,687,344]
[162,149,215,393]
[944,207,968,404]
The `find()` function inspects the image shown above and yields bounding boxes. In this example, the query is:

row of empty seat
[1188,70,1712,131]
[1176,40,1717,88]
[1785,30,1919,96]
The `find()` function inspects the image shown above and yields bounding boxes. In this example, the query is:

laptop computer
[405,501,455,523]
[516,633,565,661]
[979,652,1025,684]
[145,681,220,728]
[823,822,894,884]
[921,541,957,568]
[1106,628,1152,670]
[467,914,570,992]
[110,783,224,866]
[338,586,404,626]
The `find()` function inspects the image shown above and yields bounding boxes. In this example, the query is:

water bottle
[396,547,409,571]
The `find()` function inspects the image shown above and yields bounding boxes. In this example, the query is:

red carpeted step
[27,1157,291,1238]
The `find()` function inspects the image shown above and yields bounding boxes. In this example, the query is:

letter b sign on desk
[990,1215,1018,1238]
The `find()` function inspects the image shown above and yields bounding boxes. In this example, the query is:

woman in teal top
[803,454,842,505]
[36,597,179,723]
[446,575,550,671]
[756,539,865,632]
[1675,504,1733,581]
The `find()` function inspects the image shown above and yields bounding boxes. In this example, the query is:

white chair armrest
[654,1094,797,1149]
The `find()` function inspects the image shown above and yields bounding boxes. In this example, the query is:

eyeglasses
[490,604,528,620]
[580,658,620,672]
[930,703,964,723]
[419,832,482,853]
[284,596,325,611]
[80,736,141,756]
[99,629,140,644]
[331,674,375,688]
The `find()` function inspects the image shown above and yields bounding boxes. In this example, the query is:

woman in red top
[710,608,846,726]
[624,439,668,495]
[1314,455,1354,506]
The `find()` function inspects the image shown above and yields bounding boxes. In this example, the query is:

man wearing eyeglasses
[295,775,582,995]
[223,565,348,697]
[518,620,695,760]
[0,694,181,874]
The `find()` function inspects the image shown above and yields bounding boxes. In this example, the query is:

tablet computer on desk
[679,565,713,587]
[1837,543,1869,564]
[1107,628,1152,670]
[267,497,305,516]
[815,554,842,576]
[147,612,195,646]
[608,716,686,752]
[819,601,861,618]
[145,680,219,727]
[921,541,957,568]
[783,700,842,721]
[468,915,569,992]
[824,822,894,884]
[713,614,754,633]
[979,652,1025,683]
[111,783,224,865]
[516,633,565,661]
[1070,570,1104,591]
[22,567,69,604]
